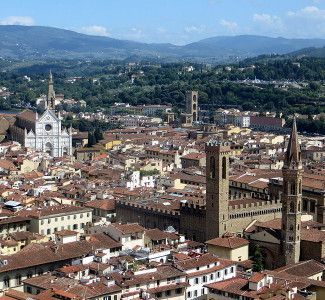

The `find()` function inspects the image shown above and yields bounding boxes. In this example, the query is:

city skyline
[0,0,324,44]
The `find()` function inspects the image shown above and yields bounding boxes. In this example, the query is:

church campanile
[282,118,302,265]
[205,140,230,240]
[46,70,56,109]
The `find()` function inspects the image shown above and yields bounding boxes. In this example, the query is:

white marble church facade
[11,72,72,157]
[24,109,72,157]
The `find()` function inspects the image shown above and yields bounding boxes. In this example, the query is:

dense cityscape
[0,1,324,300]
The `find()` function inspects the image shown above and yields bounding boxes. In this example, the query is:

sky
[0,0,325,45]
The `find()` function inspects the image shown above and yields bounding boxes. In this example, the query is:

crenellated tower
[282,118,303,265]
[205,140,230,240]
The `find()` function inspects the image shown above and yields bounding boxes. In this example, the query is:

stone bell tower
[282,118,303,265]
[205,140,230,240]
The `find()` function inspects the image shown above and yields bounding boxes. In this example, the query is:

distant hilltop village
[0,74,322,299]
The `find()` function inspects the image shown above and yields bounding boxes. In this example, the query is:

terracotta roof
[17,109,36,122]
[274,260,325,278]
[85,199,115,211]
[111,223,145,235]
[55,230,78,237]
[206,236,249,249]
[145,228,179,241]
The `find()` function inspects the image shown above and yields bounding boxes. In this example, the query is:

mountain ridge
[1,25,325,62]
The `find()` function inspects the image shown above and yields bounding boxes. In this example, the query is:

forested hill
[287,46,325,58]
[1,25,325,62]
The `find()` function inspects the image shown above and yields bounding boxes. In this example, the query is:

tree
[252,244,264,272]
[94,127,103,142]
[87,131,96,147]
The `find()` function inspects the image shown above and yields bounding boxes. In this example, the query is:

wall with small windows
[185,264,237,300]
[29,208,92,238]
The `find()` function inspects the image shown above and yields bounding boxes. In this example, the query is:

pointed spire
[284,117,301,168]
[47,70,55,110]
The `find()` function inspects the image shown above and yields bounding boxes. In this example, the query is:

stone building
[281,118,302,265]
[9,72,72,157]
[181,91,198,126]
[116,138,283,243]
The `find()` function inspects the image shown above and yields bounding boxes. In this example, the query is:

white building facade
[24,72,72,157]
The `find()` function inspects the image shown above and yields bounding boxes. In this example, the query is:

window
[80,214,83,218]
[203,276,207,283]
[48,219,51,224]
[176,288,182,294]
[210,274,214,280]
[187,291,191,298]
[47,229,51,235]
[225,269,228,275]
[27,273,32,279]
[26,286,32,293]
[303,200,308,211]
[74,215,77,219]
[156,292,162,298]
[194,290,198,297]
[55,218,58,222]
[61,216,64,221]
[165,290,171,296]
[45,124,52,131]
[210,156,216,179]
[54,227,58,232]
[290,183,296,195]
[289,202,294,213]
[114,296,117,300]
[217,272,220,278]
[41,220,44,225]
[195,278,199,284]
[4,276,10,288]
[16,274,22,285]
[310,201,316,213]
[73,224,78,230]
[222,156,227,179]
[103,296,111,300]
[230,267,234,273]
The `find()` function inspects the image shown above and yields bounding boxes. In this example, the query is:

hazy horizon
[1,0,325,45]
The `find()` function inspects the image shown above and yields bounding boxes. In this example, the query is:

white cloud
[184,25,208,34]
[253,13,281,25]
[219,19,238,32]
[288,6,325,19]
[81,25,110,37]
[0,16,35,26]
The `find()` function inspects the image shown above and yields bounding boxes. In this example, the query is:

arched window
[298,201,301,212]
[210,156,216,179]
[290,201,294,213]
[290,183,296,195]
[4,276,10,288]
[299,180,302,194]
[193,95,197,102]
[16,274,22,285]
[222,156,227,179]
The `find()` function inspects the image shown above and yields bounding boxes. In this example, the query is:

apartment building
[19,205,92,238]
[175,253,237,300]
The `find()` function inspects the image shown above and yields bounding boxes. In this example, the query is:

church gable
[37,109,59,123]
[27,130,35,137]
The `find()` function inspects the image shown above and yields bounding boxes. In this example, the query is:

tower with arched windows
[205,140,231,240]
[185,91,198,123]
[282,118,302,265]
